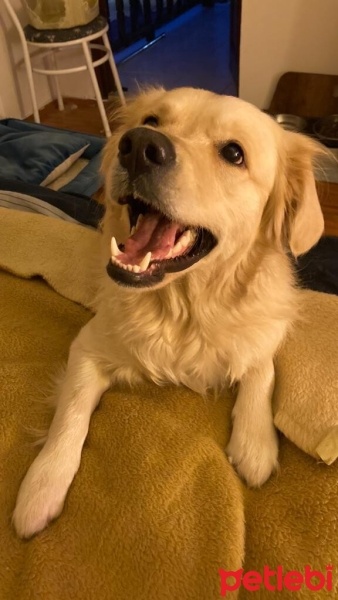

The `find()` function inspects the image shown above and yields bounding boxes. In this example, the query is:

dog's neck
[96,236,296,390]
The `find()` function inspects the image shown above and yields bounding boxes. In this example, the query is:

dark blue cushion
[0,119,105,196]
[1,119,104,158]
[0,123,91,186]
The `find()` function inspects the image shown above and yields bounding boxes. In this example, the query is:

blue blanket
[0,119,105,197]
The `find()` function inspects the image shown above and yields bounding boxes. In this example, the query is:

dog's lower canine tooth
[130,226,136,236]
[139,252,152,271]
[111,237,120,257]
[133,265,141,273]
[172,241,183,255]
[179,230,192,247]
[136,214,144,231]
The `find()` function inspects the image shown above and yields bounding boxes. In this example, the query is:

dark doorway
[97,0,241,98]
[103,0,203,51]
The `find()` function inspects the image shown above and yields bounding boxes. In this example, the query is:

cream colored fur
[13,88,325,538]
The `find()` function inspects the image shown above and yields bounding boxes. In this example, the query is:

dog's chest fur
[99,262,294,394]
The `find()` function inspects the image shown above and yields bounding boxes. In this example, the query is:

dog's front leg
[13,328,111,539]
[226,360,279,487]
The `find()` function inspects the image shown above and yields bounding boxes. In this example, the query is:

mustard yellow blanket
[0,207,337,599]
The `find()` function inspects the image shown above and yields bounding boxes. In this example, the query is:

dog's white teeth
[165,230,195,259]
[139,251,152,271]
[172,241,183,255]
[135,214,144,231]
[111,256,124,268]
[111,236,120,257]
[111,254,142,274]
[130,226,136,236]
[171,229,194,257]
[179,230,192,247]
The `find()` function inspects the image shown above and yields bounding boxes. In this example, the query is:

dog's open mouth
[106,195,217,287]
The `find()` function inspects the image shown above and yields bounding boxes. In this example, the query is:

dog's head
[102,87,325,288]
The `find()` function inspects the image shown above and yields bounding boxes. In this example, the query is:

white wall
[0,0,95,119]
[0,0,52,118]
[240,0,338,109]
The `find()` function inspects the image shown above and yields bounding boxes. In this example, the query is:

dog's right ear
[263,132,326,256]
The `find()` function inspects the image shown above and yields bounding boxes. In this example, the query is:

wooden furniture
[316,181,338,236]
[269,72,338,118]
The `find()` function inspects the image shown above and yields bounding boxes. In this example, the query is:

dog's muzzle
[107,127,217,288]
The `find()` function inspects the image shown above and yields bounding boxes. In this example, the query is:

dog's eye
[142,115,159,127]
[219,142,244,166]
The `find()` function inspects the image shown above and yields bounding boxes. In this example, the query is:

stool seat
[24,15,108,44]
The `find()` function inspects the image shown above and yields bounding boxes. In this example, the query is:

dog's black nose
[118,127,176,179]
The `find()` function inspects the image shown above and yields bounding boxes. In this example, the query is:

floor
[114,3,236,95]
[26,97,116,137]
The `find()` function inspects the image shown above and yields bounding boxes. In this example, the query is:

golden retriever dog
[13,87,325,538]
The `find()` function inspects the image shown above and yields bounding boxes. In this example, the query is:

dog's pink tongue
[119,212,180,265]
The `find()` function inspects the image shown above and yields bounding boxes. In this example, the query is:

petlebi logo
[219,565,333,595]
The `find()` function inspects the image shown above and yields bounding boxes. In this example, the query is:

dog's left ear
[264,132,326,257]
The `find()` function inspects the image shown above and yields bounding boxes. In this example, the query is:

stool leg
[101,32,126,106]
[82,41,111,138]
[23,44,40,123]
[50,51,64,111]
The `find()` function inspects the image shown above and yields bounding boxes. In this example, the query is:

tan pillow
[274,290,338,464]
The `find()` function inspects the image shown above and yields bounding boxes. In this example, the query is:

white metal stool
[3,1,126,137]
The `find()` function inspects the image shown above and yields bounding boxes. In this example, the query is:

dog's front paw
[226,421,279,487]
[13,456,70,538]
